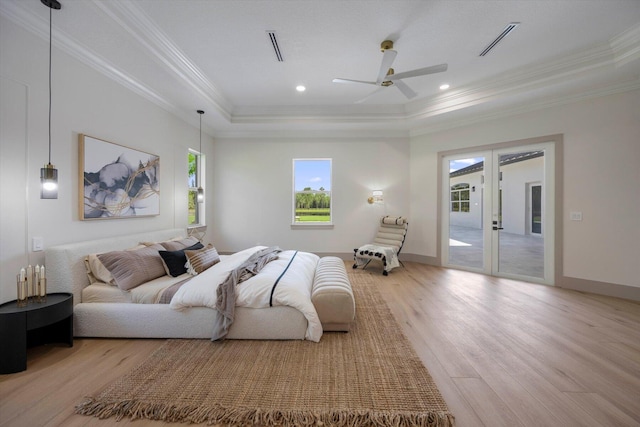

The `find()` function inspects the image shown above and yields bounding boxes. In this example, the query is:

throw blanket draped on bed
[212,246,281,340]
[170,246,323,342]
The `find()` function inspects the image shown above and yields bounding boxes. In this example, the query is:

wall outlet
[570,211,583,221]
[32,237,44,252]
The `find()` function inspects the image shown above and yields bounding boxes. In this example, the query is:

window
[451,183,470,212]
[188,150,204,226]
[293,159,332,224]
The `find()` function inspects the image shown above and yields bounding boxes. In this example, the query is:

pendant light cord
[47,5,53,165]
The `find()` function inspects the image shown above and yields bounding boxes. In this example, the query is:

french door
[441,142,555,285]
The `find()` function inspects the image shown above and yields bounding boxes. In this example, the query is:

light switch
[570,212,582,221]
[32,237,44,252]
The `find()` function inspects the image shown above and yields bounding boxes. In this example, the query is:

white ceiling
[2,0,640,138]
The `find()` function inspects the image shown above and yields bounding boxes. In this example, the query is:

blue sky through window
[294,159,331,191]
[449,157,483,173]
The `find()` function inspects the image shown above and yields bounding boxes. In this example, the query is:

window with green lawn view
[293,159,331,224]
[188,150,204,226]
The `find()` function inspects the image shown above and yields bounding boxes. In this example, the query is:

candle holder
[16,275,28,307]
[36,278,47,303]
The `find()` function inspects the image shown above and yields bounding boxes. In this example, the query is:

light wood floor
[1,262,639,426]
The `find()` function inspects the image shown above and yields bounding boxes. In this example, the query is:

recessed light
[439,84,450,90]
[296,85,306,92]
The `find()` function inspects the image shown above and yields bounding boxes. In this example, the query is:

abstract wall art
[79,134,159,220]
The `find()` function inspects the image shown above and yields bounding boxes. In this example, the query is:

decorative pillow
[97,244,166,290]
[184,244,220,275]
[160,236,200,251]
[158,242,204,277]
[382,216,406,225]
[84,244,146,285]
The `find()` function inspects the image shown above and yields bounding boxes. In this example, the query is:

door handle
[492,226,504,230]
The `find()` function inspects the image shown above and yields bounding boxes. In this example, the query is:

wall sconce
[40,0,62,199]
[196,109,204,203]
[367,190,383,204]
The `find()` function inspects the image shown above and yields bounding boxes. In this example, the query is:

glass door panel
[494,149,545,279]
[444,155,486,271]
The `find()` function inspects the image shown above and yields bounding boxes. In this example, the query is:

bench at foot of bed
[312,257,355,332]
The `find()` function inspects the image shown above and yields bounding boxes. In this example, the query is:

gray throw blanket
[212,246,282,341]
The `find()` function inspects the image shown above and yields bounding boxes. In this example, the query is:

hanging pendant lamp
[40,0,61,199]
[196,110,205,203]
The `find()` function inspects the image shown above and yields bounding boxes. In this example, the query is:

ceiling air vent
[479,22,520,57]
[267,31,284,62]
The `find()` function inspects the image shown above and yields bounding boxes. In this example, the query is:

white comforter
[169,246,322,342]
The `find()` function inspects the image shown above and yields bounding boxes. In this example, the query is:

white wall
[410,89,640,288]
[449,171,483,229]
[210,137,411,254]
[500,156,543,235]
[0,16,212,303]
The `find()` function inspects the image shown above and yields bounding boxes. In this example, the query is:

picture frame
[79,134,160,220]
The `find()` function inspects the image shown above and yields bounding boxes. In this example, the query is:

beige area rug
[75,271,455,426]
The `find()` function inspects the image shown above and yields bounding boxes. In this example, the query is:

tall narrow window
[188,150,204,226]
[293,159,332,224]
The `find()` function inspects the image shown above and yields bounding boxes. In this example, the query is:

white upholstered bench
[312,257,355,332]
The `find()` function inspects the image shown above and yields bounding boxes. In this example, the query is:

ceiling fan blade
[375,49,397,85]
[332,78,377,85]
[388,63,448,80]
[393,80,417,99]
[355,87,386,104]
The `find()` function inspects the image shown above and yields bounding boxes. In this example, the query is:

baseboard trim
[315,252,440,267]
[558,276,640,302]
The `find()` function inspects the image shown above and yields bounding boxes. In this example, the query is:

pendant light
[40,0,61,199]
[196,110,205,203]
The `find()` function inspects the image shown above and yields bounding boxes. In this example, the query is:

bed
[45,228,332,342]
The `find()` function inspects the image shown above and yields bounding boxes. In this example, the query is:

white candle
[40,266,46,296]
[17,274,24,300]
[27,265,33,296]
[20,268,26,282]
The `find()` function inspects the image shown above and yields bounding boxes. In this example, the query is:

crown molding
[409,78,640,137]
[212,128,411,140]
[90,0,233,121]
[610,22,640,68]
[230,104,406,125]
[405,42,618,123]
[0,0,175,112]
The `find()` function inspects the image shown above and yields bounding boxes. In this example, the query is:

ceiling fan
[332,40,447,102]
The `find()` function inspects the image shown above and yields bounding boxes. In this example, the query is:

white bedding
[170,246,322,342]
[82,273,191,304]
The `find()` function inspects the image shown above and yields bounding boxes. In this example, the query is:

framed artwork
[79,134,160,220]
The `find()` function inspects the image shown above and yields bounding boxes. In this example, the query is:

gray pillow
[97,243,166,290]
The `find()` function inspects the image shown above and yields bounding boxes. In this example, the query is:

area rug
[75,270,455,426]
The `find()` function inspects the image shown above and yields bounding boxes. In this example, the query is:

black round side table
[0,293,73,374]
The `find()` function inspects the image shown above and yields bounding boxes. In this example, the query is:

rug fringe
[76,398,455,426]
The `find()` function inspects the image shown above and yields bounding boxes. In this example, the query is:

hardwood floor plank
[565,392,640,427]
[452,377,523,427]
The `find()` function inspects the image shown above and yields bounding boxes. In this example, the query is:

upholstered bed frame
[45,229,309,340]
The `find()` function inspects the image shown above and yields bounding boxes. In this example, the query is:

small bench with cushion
[311,256,355,332]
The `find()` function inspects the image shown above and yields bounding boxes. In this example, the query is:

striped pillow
[184,244,220,275]
[97,244,166,290]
